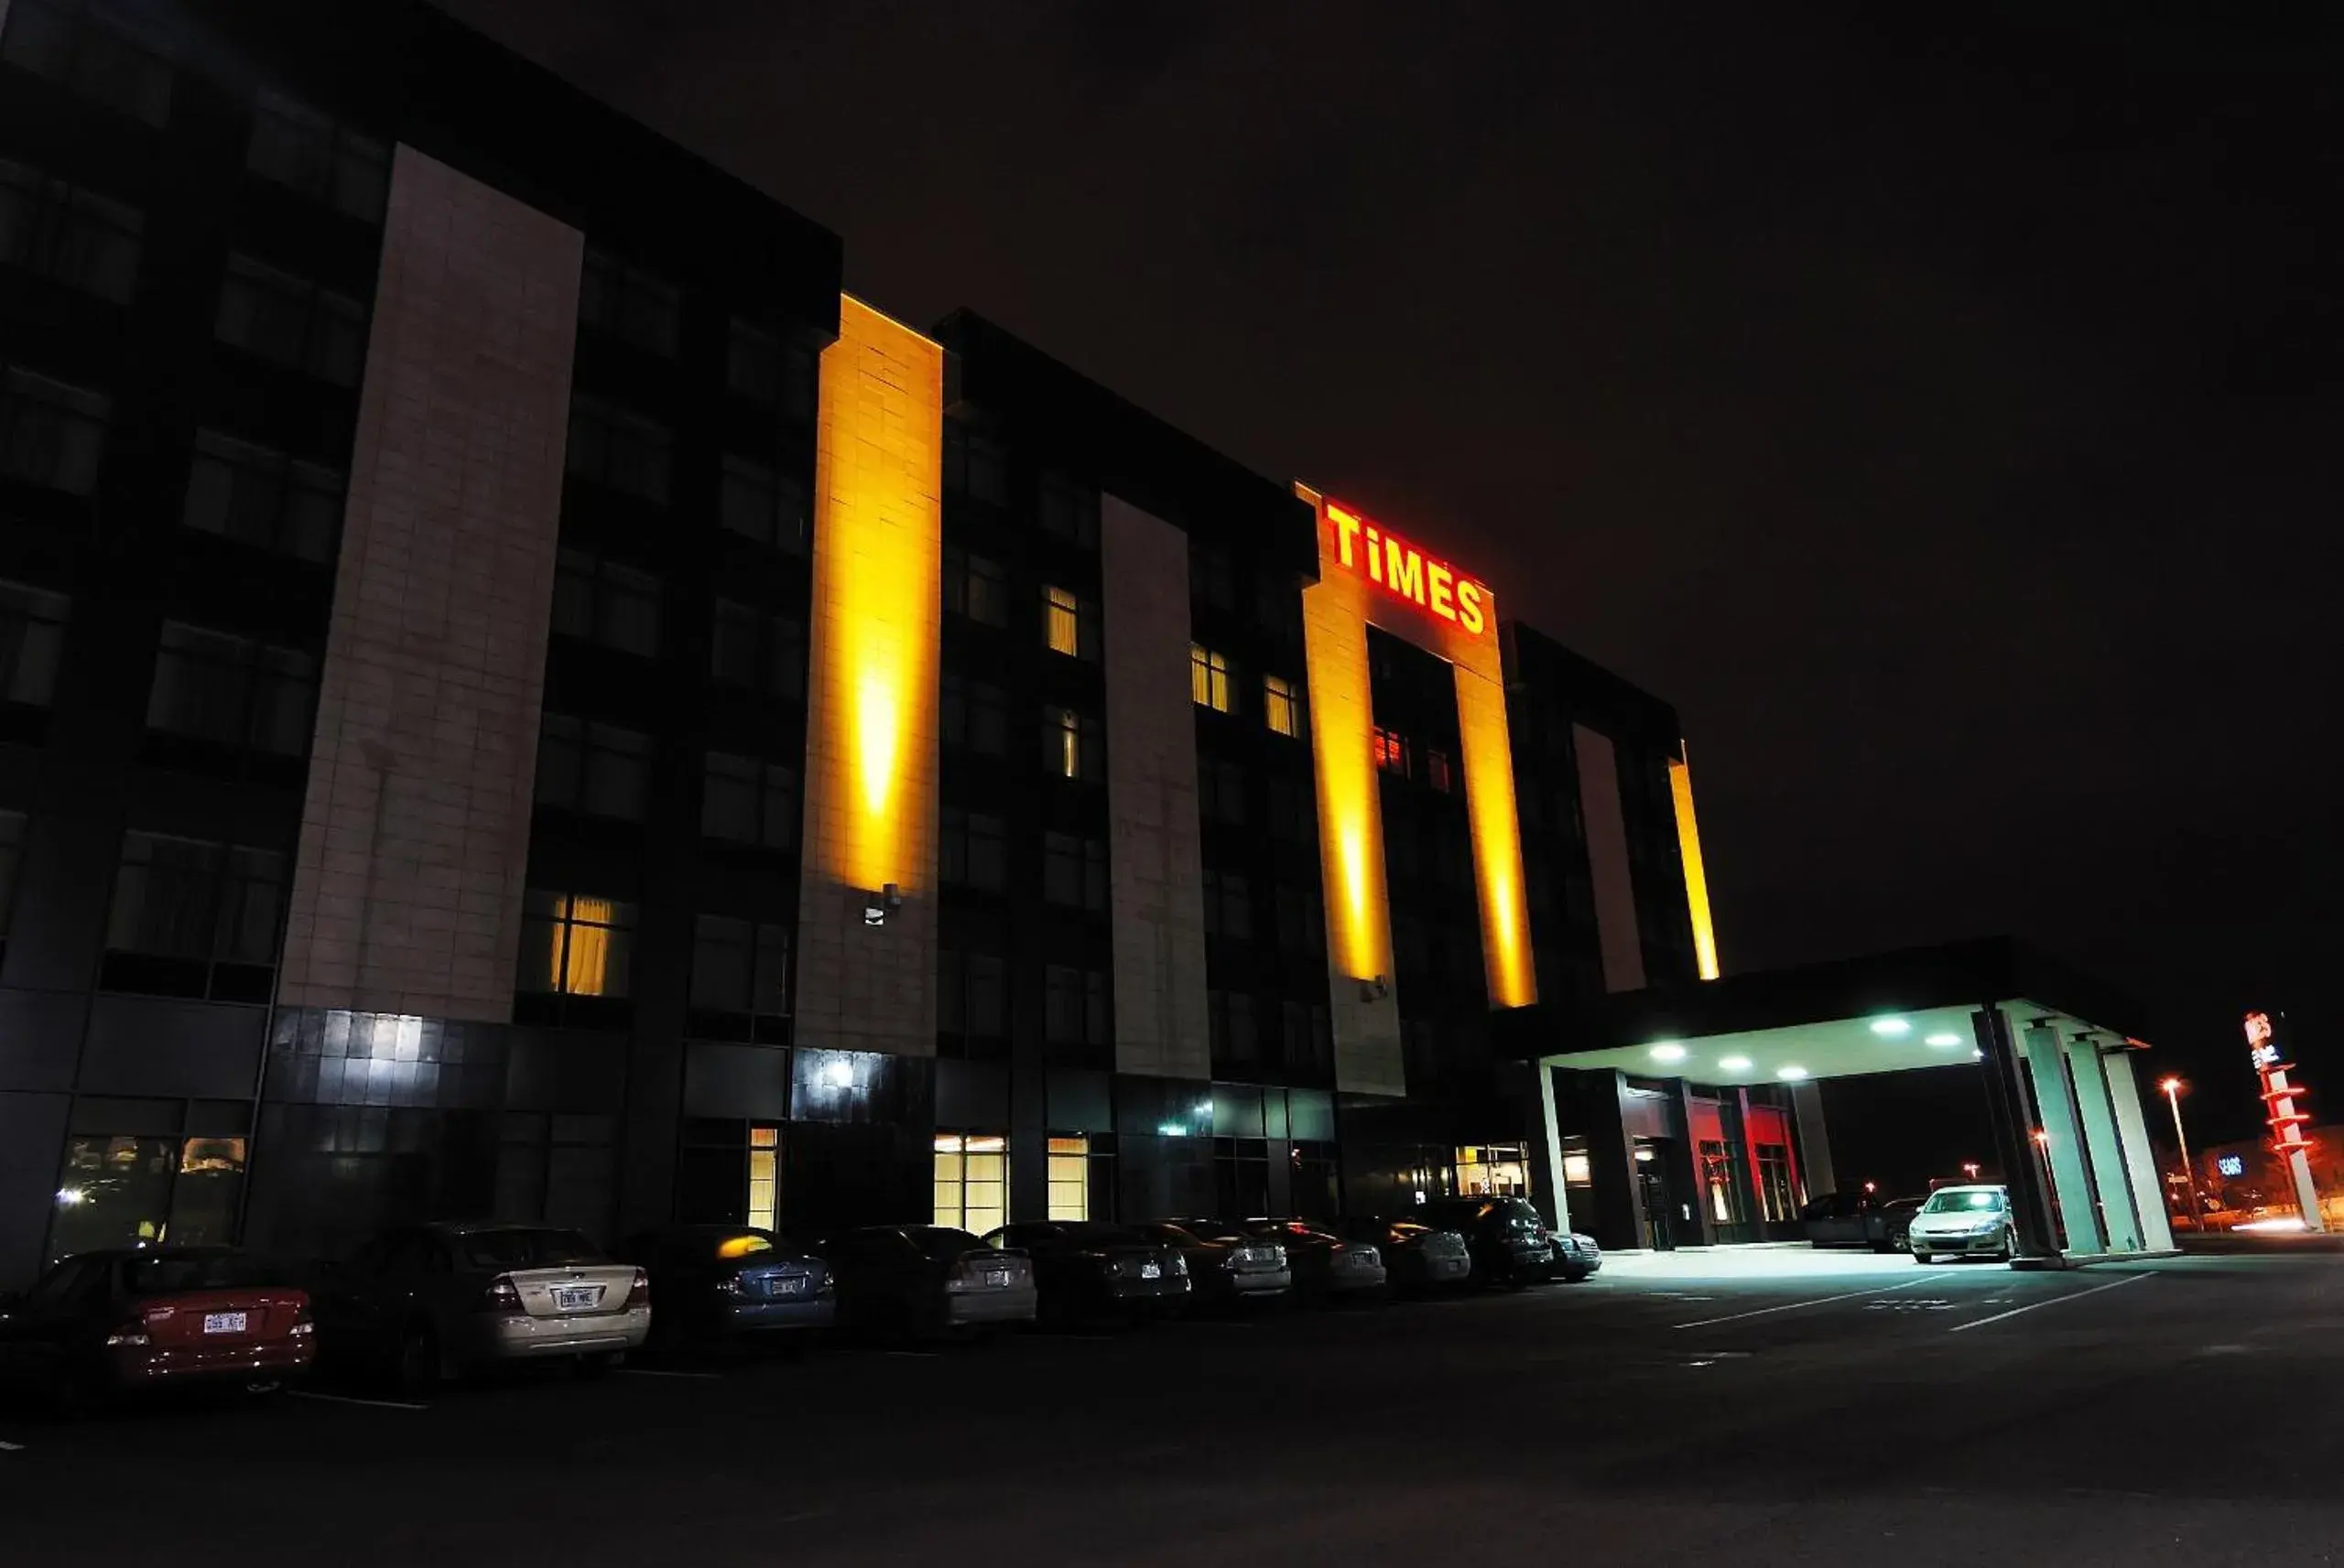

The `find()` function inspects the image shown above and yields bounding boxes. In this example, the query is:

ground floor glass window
[934,1133,1007,1235]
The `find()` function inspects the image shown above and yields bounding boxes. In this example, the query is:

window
[0,579,68,706]
[1047,1136,1091,1222]
[565,396,671,504]
[1255,572,1301,639]
[245,92,387,222]
[0,159,141,302]
[1275,883,1325,957]
[146,622,315,759]
[518,892,635,997]
[726,318,817,421]
[1201,870,1253,940]
[551,548,662,657]
[718,454,808,552]
[1426,746,1455,794]
[938,946,1007,1046]
[943,546,1009,627]
[0,367,107,495]
[1755,1144,1798,1223]
[214,254,364,385]
[1189,644,1232,713]
[939,807,1007,892]
[747,1126,780,1233]
[1264,675,1301,739]
[710,599,805,699]
[103,832,285,1000]
[1042,586,1095,658]
[1198,760,1247,826]
[700,751,797,850]
[0,809,25,934]
[49,1134,249,1260]
[2,0,174,126]
[1037,470,1098,548]
[689,914,791,1018]
[1043,706,1101,783]
[181,431,342,563]
[933,1133,1007,1235]
[1268,775,1314,842]
[1189,544,1235,612]
[579,249,679,357]
[1044,965,1110,1047]
[943,422,1006,504]
[1208,989,1259,1064]
[1373,726,1409,777]
[534,715,652,820]
[941,675,1007,757]
[1043,832,1108,913]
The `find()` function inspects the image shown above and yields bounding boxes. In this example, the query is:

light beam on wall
[1670,751,1720,980]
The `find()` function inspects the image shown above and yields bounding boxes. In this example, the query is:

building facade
[0,0,1721,1283]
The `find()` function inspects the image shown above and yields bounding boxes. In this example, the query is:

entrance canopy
[1504,938,2179,1267]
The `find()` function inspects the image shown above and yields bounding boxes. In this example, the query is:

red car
[0,1248,314,1409]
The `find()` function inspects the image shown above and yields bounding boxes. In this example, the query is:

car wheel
[2001,1227,2018,1261]
[1913,1250,1935,1265]
[395,1321,442,1397]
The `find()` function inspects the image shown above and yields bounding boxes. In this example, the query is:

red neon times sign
[1326,503,1490,638]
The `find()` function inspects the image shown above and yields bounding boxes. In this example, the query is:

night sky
[442,2,2340,1148]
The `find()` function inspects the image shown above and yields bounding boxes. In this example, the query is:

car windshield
[458,1228,606,1270]
[1922,1189,2007,1214]
[119,1253,280,1295]
[910,1228,984,1261]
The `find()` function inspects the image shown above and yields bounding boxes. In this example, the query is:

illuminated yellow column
[793,297,943,1057]
[1297,486,1404,1097]
[1454,663,1535,1008]
[1670,752,1721,980]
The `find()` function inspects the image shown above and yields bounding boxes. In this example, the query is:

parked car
[0,1248,313,1411]
[982,1222,1189,1326]
[1799,1191,1884,1247]
[1549,1229,1604,1282]
[1336,1217,1472,1292]
[818,1225,1036,1339]
[618,1226,834,1356]
[1907,1185,2017,1263]
[1867,1197,1924,1253]
[313,1223,648,1393]
[1416,1195,1556,1287]
[1136,1221,1292,1308]
[1233,1218,1386,1302]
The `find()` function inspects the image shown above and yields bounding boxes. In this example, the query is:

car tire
[1913,1250,1935,1265]
[2001,1227,2018,1262]
[395,1321,442,1398]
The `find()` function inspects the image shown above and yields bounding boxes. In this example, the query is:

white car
[1907,1184,2016,1263]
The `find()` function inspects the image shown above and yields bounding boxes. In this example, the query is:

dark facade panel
[0,1090,71,1284]
[682,1040,788,1121]
[78,995,266,1099]
[0,987,85,1092]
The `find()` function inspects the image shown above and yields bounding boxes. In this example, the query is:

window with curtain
[700,751,797,850]
[103,832,285,1001]
[1263,675,1301,738]
[1042,585,1094,658]
[942,546,1009,627]
[214,253,364,385]
[534,715,651,821]
[689,914,791,1022]
[145,622,315,761]
[1042,705,1101,783]
[518,892,636,998]
[181,430,342,563]
[1189,644,1232,713]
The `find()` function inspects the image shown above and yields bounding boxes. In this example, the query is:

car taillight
[718,1273,745,1297]
[625,1268,650,1309]
[104,1318,149,1347]
[475,1274,523,1314]
[289,1314,315,1338]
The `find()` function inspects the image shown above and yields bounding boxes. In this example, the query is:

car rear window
[910,1228,984,1261]
[119,1253,282,1295]
[458,1228,606,1270]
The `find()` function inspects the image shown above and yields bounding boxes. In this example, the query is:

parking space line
[286,1389,429,1411]
[1948,1271,2148,1333]
[1671,1275,1932,1329]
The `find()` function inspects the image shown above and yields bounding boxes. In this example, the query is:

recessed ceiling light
[1649,1043,1687,1064]
[1925,1033,1963,1047]
[1869,1018,1911,1037]
[1719,1055,1753,1072]
[1777,1065,1810,1081]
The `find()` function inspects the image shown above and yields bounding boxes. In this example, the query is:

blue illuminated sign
[2216,1153,2246,1178]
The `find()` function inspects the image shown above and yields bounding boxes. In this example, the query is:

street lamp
[2160,1076,2195,1231]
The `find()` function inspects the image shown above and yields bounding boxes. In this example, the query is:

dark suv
[1416,1195,1556,1287]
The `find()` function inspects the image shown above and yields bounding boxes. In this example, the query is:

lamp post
[2160,1076,2195,1231]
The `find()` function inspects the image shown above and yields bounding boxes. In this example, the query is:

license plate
[1139,1262,1161,1280]
[766,1276,804,1297]
[553,1285,602,1312]
[201,1311,247,1336]
[983,1271,1010,1289]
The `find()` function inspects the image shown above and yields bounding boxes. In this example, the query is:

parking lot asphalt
[5,1248,2340,1567]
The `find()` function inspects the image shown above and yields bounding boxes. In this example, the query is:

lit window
[934,1133,1007,1235]
[1047,1136,1090,1221]
[1044,585,1083,658]
[1043,705,1101,782]
[1263,675,1299,738]
[1373,727,1409,776]
[519,891,635,998]
[1189,644,1232,713]
[747,1126,779,1232]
